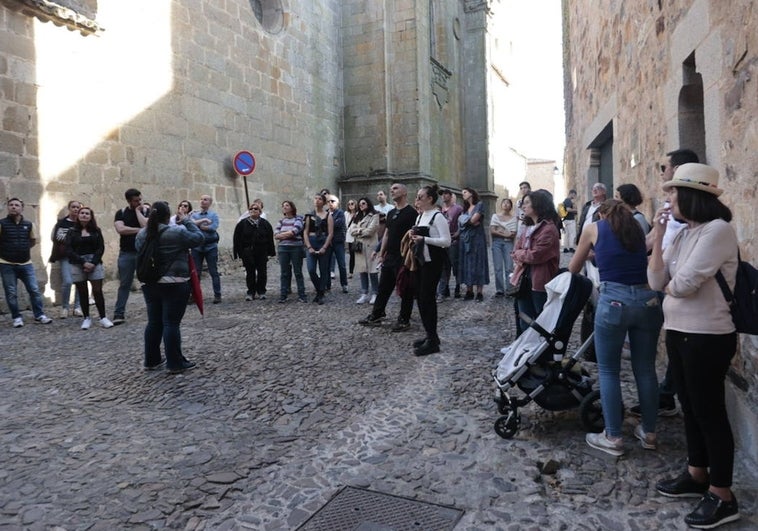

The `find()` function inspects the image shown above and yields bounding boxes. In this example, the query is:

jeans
[58,258,80,310]
[491,237,514,294]
[437,242,460,296]
[593,282,663,437]
[191,246,221,298]
[306,235,330,294]
[515,274,548,334]
[667,330,737,487]
[114,251,137,318]
[0,263,46,319]
[328,241,348,289]
[278,245,306,299]
[142,282,190,369]
[359,272,379,295]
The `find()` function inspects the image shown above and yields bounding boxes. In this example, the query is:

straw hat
[662,163,723,196]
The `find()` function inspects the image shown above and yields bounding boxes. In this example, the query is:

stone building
[0,0,507,294]
[562,0,757,464]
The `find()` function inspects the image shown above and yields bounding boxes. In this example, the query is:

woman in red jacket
[511,190,560,334]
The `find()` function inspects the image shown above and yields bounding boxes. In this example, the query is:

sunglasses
[329,199,338,203]
[660,165,667,173]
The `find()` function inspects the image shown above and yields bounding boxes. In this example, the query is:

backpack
[715,252,758,335]
[557,202,567,219]
[136,227,169,284]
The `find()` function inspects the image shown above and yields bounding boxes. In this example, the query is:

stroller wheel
[494,390,511,415]
[579,389,625,433]
[494,413,521,439]
[579,390,605,433]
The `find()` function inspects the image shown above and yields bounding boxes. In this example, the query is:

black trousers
[415,258,444,344]
[242,250,268,295]
[666,330,737,487]
[372,259,413,322]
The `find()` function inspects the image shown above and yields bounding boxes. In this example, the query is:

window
[249,0,284,34]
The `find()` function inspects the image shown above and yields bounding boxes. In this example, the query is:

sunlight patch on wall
[35,0,173,181]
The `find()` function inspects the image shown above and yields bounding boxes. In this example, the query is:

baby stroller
[493,271,604,439]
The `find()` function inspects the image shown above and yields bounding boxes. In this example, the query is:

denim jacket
[136,220,204,278]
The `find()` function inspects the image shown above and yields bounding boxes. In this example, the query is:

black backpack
[136,227,169,284]
[715,252,758,335]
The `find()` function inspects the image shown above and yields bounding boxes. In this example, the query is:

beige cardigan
[647,219,738,334]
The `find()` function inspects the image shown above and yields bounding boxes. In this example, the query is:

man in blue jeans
[190,194,222,303]
[112,188,148,325]
[0,198,53,327]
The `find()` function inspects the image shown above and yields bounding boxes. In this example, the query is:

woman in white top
[344,199,358,278]
[647,163,740,529]
[410,184,451,356]
[490,198,518,296]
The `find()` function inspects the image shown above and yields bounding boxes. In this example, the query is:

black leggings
[414,258,444,344]
[75,279,105,319]
[666,330,737,487]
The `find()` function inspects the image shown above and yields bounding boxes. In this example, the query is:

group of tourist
[0,149,744,527]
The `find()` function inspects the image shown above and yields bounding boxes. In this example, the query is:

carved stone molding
[431,57,452,109]
[0,0,103,35]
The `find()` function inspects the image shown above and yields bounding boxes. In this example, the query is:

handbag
[354,241,363,253]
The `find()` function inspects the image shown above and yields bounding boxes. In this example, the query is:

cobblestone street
[1,258,756,530]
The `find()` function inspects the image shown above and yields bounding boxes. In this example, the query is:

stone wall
[0,0,344,288]
[563,0,758,464]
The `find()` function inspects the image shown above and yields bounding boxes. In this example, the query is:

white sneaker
[59,308,69,319]
[633,424,657,450]
[586,431,624,457]
[356,294,369,304]
[81,318,92,330]
[13,317,24,328]
[99,317,114,329]
[34,315,53,324]
[73,308,84,317]
[369,294,377,304]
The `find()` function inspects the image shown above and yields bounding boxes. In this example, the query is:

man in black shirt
[112,188,148,324]
[359,183,417,331]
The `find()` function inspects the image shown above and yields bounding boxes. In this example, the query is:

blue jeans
[516,274,548,334]
[191,246,221,298]
[0,263,46,319]
[491,237,514,294]
[327,241,348,289]
[359,272,379,295]
[306,235,330,294]
[142,282,190,369]
[437,241,460,296]
[58,258,80,310]
[114,250,137,318]
[278,245,306,299]
[594,282,663,437]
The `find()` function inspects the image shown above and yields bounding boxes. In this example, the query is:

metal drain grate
[297,486,464,531]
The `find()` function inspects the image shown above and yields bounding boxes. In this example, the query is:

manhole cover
[297,486,464,531]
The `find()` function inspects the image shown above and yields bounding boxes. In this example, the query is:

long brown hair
[598,199,645,252]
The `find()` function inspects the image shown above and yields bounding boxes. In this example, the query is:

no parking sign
[233,150,256,207]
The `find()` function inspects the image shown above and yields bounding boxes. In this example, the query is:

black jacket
[233,217,275,259]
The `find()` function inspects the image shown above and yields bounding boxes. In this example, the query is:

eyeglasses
[329,199,337,203]
[250,207,260,211]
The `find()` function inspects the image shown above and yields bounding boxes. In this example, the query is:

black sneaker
[475,293,484,302]
[656,471,709,498]
[359,313,385,326]
[630,399,680,417]
[213,296,222,304]
[167,360,197,374]
[684,491,740,529]
[391,320,411,332]
[413,337,427,348]
[112,316,125,326]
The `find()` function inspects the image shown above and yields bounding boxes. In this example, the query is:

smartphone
[659,201,670,224]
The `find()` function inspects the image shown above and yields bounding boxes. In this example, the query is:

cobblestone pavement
[1,257,756,530]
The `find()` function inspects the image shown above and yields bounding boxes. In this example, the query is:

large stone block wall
[563,0,758,464]
[0,0,344,281]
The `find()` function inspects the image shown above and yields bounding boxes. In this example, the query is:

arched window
[249,0,284,34]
